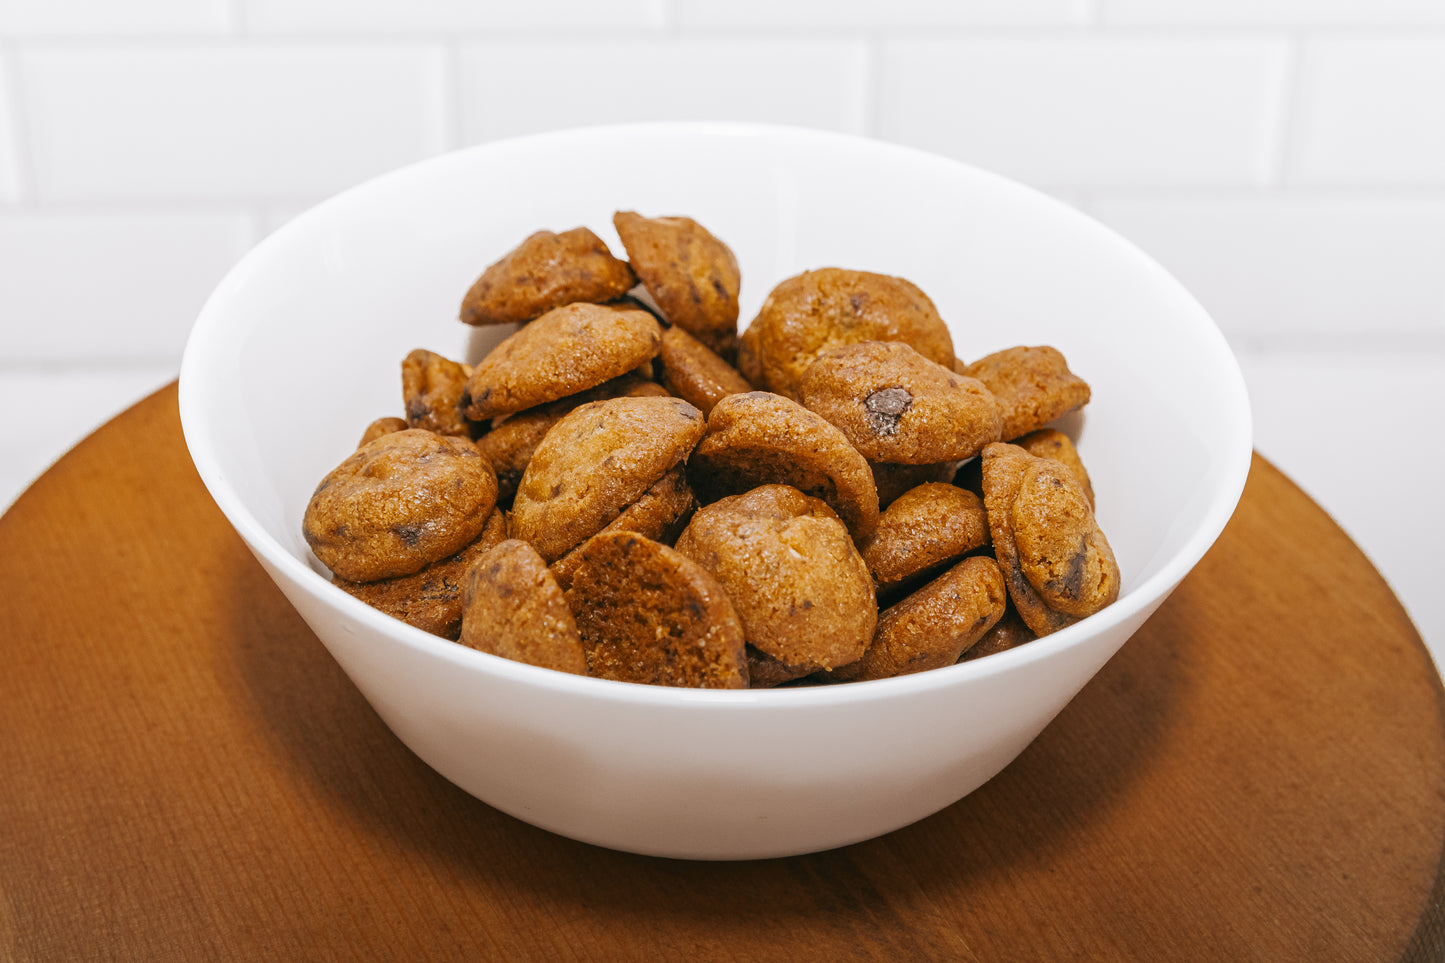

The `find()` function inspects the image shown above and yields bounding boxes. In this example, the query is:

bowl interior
[180,123,1251,689]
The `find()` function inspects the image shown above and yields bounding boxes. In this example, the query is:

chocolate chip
[392,523,425,547]
[864,387,913,436]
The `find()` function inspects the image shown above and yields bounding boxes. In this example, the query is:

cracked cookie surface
[563,531,747,688]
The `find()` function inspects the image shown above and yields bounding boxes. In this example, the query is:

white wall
[1,0,1441,653]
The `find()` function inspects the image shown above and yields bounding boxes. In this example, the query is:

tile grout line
[0,360,184,376]
[226,0,247,38]
[860,33,880,139]
[0,22,1442,47]
[441,39,463,153]
[1272,32,1312,190]
[1,39,38,207]
[1261,32,1303,188]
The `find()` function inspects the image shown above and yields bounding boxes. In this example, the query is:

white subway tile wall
[458,39,869,143]
[0,211,256,360]
[672,0,1088,29]
[0,0,233,36]
[1102,0,1445,25]
[22,46,450,202]
[0,1,1440,655]
[0,59,22,202]
[879,37,1291,189]
[1085,196,1445,348]
[246,0,667,35]
[1289,36,1445,185]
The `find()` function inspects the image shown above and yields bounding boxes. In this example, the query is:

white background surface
[0,0,1440,662]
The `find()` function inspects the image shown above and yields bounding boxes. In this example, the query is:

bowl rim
[178,120,1253,710]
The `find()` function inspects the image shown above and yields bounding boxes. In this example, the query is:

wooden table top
[1,383,1440,962]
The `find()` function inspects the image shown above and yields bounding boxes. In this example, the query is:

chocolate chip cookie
[687,391,880,540]
[460,226,636,326]
[613,211,741,355]
[657,324,753,416]
[737,268,955,400]
[798,340,1002,464]
[511,395,705,561]
[859,482,990,595]
[961,346,1091,442]
[564,531,747,688]
[334,507,508,639]
[834,556,1006,681]
[303,428,499,582]
[463,302,662,420]
[980,442,1118,637]
[402,348,474,437]
[458,538,589,675]
[673,484,876,674]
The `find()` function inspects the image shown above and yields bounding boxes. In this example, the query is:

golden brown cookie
[511,396,706,562]
[833,556,1006,682]
[959,602,1036,663]
[333,507,507,640]
[798,340,1002,464]
[673,485,876,674]
[657,324,752,416]
[462,302,662,421]
[981,442,1119,637]
[401,348,474,437]
[460,227,636,326]
[687,391,879,540]
[961,346,1091,442]
[563,531,747,688]
[1016,427,1094,508]
[303,429,499,582]
[473,410,554,507]
[612,211,741,355]
[357,416,408,448]
[476,374,668,504]
[736,268,955,400]
[457,539,588,675]
[735,320,765,387]
[870,460,960,510]
[549,465,696,590]
[746,645,815,688]
[858,482,989,595]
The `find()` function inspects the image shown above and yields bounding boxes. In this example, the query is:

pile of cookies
[301,213,1120,689]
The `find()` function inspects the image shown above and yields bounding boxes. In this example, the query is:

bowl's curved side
[255,547,1174,859]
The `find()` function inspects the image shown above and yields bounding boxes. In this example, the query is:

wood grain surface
[1,383,1441,962]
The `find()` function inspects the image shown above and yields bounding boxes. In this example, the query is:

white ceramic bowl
[179,122,1251,860]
